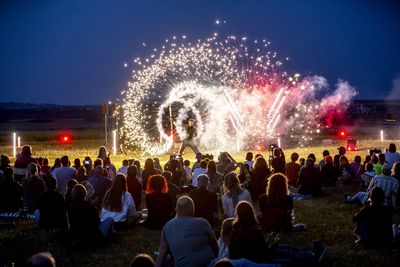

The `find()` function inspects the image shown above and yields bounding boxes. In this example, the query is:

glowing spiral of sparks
[121,34,356,155]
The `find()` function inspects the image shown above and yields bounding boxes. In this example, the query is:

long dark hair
[144,158,155,172]
[266,173,289,206]
[103,174,128,212]
[233,201,259,229]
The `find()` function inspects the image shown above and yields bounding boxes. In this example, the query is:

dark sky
[1,0,400,105]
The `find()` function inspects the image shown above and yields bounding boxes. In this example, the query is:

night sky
[1,0,400,105]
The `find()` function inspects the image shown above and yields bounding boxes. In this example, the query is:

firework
[121,34,356,155]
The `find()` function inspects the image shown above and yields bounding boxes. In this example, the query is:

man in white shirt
[117,159,129,176]
[55,155,77,195]
[192,160,207,187]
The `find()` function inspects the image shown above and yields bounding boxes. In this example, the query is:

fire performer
[178,118,200,155]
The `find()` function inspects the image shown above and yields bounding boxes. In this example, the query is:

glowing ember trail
[120,34,357,155]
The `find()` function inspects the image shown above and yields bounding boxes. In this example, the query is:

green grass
[1,139,400,266]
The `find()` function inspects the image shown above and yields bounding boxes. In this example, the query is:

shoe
[313,240,326,263]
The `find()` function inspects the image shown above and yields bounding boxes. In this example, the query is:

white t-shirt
[184,166,192,182]
[222,189,252,218]
[192,168,207,187]
[243,160,254,169]
[55,166,77,195]
[100,191,139,222]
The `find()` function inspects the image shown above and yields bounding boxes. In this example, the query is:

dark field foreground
[1,186,400,267]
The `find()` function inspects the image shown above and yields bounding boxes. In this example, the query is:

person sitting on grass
[372,154,383,175]
[361,162,376,188]
[346,164,399,207]
[285,152,300,186]
[192,159,207,188]
[244,152,254,170]
[189,174,219,228]
[0,167,23,213]
[259,173,293,233]
[183,159,193,184]
[318,150,330,168]
[100,173,142,231]
[88,165,112,209]
[229,201,267,263]
[144,174,174,230]
[142,158,160,191]
[249,156,270,202]
[320,155,339,187]
[14,145,36,183]
[117,159,129,176]
[222,172,252,218]
[50,158,61,178]
[76,166,95,202]
[271,148,286,174]
[64,179,78,211]
[68,184,113,245]
[385,143,400,168]
[26,252,56,267]
[38,176,67,231]
[162,171,180,208]
[353,187,393,248]
[22,162,46,214]
[298,158,321,196]
[55,155,77,196]
[207,160,222,193]
[129,253,155,267]
[40,158,51,176]
[127,165,142,211]
[155,196,218,267]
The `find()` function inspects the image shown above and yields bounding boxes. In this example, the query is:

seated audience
[166,158,185,186]
[117,159,129,176]
[298,158,321,196]
[26,252,56,267]
[50,158,61,178]
[320,156,339,186]
[64,179,78,211]
[318,150,330,168]
[101,174,142,230]
[127,165,142,211]
[353,187,393,248]
[361,163,376,188]
[142,158,159,190]
[55,155,77,195]
[14,145,36,182]
[222,172,252,218]
[129,253,155,267]
[243,152,254,170]
[207,160,222,192]
[346,164,399,207]
[271,148,285,174]
[73,158,81,171]
[285,152,300,186]
[249,156,270,201]
[40,158,51,176]
[217,152,236,175]
[385,143,400,168]
[193,160,207,187]
[145,174,174,230]
[0,167,23,212]
[22,163,46,213]
[259,173,293,233]
[38,176,67,231]
[88,165,112,209]
[229,201,266,263]
[162,171,180,208]
[68,184,112,244]
[183,159,192,184]
[76,166,95,201]
[189,174,219,228]
[155,196,218,267]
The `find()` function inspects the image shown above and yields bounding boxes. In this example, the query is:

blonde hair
[25,162,38,183]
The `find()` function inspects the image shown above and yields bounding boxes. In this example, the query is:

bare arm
[208,231,219,257]
[156,239,170,267]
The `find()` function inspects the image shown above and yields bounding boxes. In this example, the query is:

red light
[59,133,73,144]
[338,130,347,139]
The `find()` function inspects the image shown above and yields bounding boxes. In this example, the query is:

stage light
[380,130,384,141]
[338,130,346,139]
[112,130,117,155]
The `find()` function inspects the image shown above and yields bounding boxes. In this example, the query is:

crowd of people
[1,142,400,266]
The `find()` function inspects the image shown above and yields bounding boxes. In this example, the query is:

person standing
[55,155,77,195]
[178,118,200,155]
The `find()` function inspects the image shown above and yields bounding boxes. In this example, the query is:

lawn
[1,139,400,266]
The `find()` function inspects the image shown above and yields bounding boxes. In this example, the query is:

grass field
[1,139,400,267]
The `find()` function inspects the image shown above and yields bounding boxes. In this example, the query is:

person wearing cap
[189,174,219,227]
[346,164,398,207]
[178,118,200,155]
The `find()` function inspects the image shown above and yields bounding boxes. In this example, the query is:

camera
[84,160,91,165]
[268,143,278,152]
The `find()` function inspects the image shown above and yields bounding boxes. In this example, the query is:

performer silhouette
[178,118,200,155]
